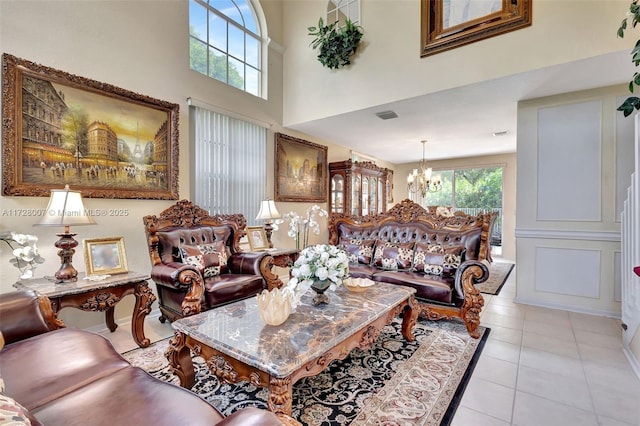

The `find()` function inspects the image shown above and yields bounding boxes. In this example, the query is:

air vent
[375,110,398,120]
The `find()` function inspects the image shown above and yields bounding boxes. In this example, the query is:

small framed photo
[83,237,128,275]
[247,226,269,251]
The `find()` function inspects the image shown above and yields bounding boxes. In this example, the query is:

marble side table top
[14,271,150,297]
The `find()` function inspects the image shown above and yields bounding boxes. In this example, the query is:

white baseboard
[623,345,640,380]
[513,296,622,319]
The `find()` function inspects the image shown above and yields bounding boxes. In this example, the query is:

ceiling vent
[375,110,398,120]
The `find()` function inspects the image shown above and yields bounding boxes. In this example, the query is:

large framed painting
[421,0,532,57]
[274,133,327,203]
[1,53,179,199]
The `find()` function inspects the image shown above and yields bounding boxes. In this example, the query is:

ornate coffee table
[166,281,417,417]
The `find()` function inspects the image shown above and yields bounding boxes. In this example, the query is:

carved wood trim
[78,292,120,311]
[36,293,66,330]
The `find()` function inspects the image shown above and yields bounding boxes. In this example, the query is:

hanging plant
[308,18,363,70]
[617,0,640,116]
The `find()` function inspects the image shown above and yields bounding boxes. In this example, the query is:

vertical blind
[192,106,266,226]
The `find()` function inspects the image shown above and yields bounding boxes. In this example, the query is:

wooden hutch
[329,160,393,215]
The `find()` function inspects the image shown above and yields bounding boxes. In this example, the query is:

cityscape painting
[1,54,179,199]
[274,132,327,203]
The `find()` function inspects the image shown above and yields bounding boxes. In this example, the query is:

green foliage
[617,0,640,116]
[425,167,503,209]
[189,28,244,89]
[308,18,363,69]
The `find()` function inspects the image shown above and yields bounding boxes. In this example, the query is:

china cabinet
[329,160,391,216]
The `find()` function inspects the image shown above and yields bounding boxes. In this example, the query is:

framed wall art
[421,0,532,57]
[83,236,128,275]
[1,53,179,199]
[274,132,327,202]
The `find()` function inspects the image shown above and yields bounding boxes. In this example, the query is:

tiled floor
[100,264,640,426]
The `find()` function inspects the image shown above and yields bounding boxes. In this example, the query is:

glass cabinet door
[331,175,344,213]
[378,178,384,212]
[362,177,369,216]
[352,175,361,215]
[370,177,377,214]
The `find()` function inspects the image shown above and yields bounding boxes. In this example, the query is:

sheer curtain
[192,106,266,225]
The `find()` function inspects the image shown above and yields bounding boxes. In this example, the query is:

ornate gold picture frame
[274,133,327,202]
[83,236,128,275]
[2,53,179,199]
[247,226,269,251]
[421,0,532,57]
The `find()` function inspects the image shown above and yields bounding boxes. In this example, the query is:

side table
[264,248,299,289]
[13,271,156,348]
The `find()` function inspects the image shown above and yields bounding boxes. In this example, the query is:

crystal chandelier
[407,140,442,197]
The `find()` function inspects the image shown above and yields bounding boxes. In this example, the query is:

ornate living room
[1,1,639,425]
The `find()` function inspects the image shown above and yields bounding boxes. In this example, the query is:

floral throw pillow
[198,241,229,275]
[338,238,375,265]
[372,241,415,271]
[0,393,32,425]
[413,243,464,276]
[179,242,227,278]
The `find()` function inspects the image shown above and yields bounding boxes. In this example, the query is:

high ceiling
[288,50,634,165]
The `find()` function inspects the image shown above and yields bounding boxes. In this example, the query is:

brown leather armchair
[143,200,280,323]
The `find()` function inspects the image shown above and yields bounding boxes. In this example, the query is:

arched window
[326,0,360,26]
[189,0,263,97]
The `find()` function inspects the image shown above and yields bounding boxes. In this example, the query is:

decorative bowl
[344,277,375,292]
[257,288,292,326]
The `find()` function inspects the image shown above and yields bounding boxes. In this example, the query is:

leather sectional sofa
[329,199,496,338]
[0,290,296,426]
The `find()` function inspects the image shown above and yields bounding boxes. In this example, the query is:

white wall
[281,0,633,126]
[394,153,517,262]
[515,85,636,316]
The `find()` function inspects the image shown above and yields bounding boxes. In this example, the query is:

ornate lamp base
[54,231,79,283]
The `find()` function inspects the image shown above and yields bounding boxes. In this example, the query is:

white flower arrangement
[1,232,45,279]
[274,205,328,250]
[287,244,350,297]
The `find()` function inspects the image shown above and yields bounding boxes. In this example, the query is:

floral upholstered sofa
[329,199,497,338]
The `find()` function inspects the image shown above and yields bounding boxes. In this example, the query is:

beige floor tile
[482,339,522,364]
[451,406,511,426]
[524,305,571,324]
[596,415,638,426]
[574,329,622,349]
[516,365,594,411]
[482,312,525,331]
[473,354,518,388]
[459,377,515,422]
[578,343,630,366]
[521,331,580,359]
[569,312,623,336]
[490,296,519,307]
[512,391,599,426]
[483,303,526,319]
[589,383,640,425]
[519,347,585,380]
[487,324,523,346]
[523,318,575,341]
[582,360,640,394]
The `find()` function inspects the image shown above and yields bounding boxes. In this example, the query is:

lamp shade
[34,185,96,227]
[256,199,281,221]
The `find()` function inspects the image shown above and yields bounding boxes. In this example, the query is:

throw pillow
[179,243,226,278]
[0,393,32,425]
[372,241,415,271]
[413,243,464,276]
[338,238,375,265]
[198,241,229,275]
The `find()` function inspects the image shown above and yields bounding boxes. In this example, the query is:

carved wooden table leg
[401,296,418,342]
[165,331,196,389]
[105,306,118,332]
[268,376,293,416]
[132,280,156,348]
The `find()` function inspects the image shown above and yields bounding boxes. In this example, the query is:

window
[327,0,360,25]
[192,106,266,225]
[189,0,263,97]
[412,166,504,245]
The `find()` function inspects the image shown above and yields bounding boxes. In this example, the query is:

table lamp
[34,185,96,283]
[255,199,281,248]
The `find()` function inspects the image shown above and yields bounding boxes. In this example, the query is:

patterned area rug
[124,319,488,425]
[476,261,514,295]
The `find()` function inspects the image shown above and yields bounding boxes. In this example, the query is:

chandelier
[407,140,442,197]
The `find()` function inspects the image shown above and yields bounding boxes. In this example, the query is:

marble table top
[172,281,415,378]
[13,271,149,297]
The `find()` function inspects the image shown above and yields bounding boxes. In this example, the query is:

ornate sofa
[144,200,280,323]
[0,290,296,426]
[329,199,497,338]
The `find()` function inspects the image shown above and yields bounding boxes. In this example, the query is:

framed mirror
[421,0,532,57]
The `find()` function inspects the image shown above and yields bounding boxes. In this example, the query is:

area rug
[124,319,488,425]
[477,261,514,295]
